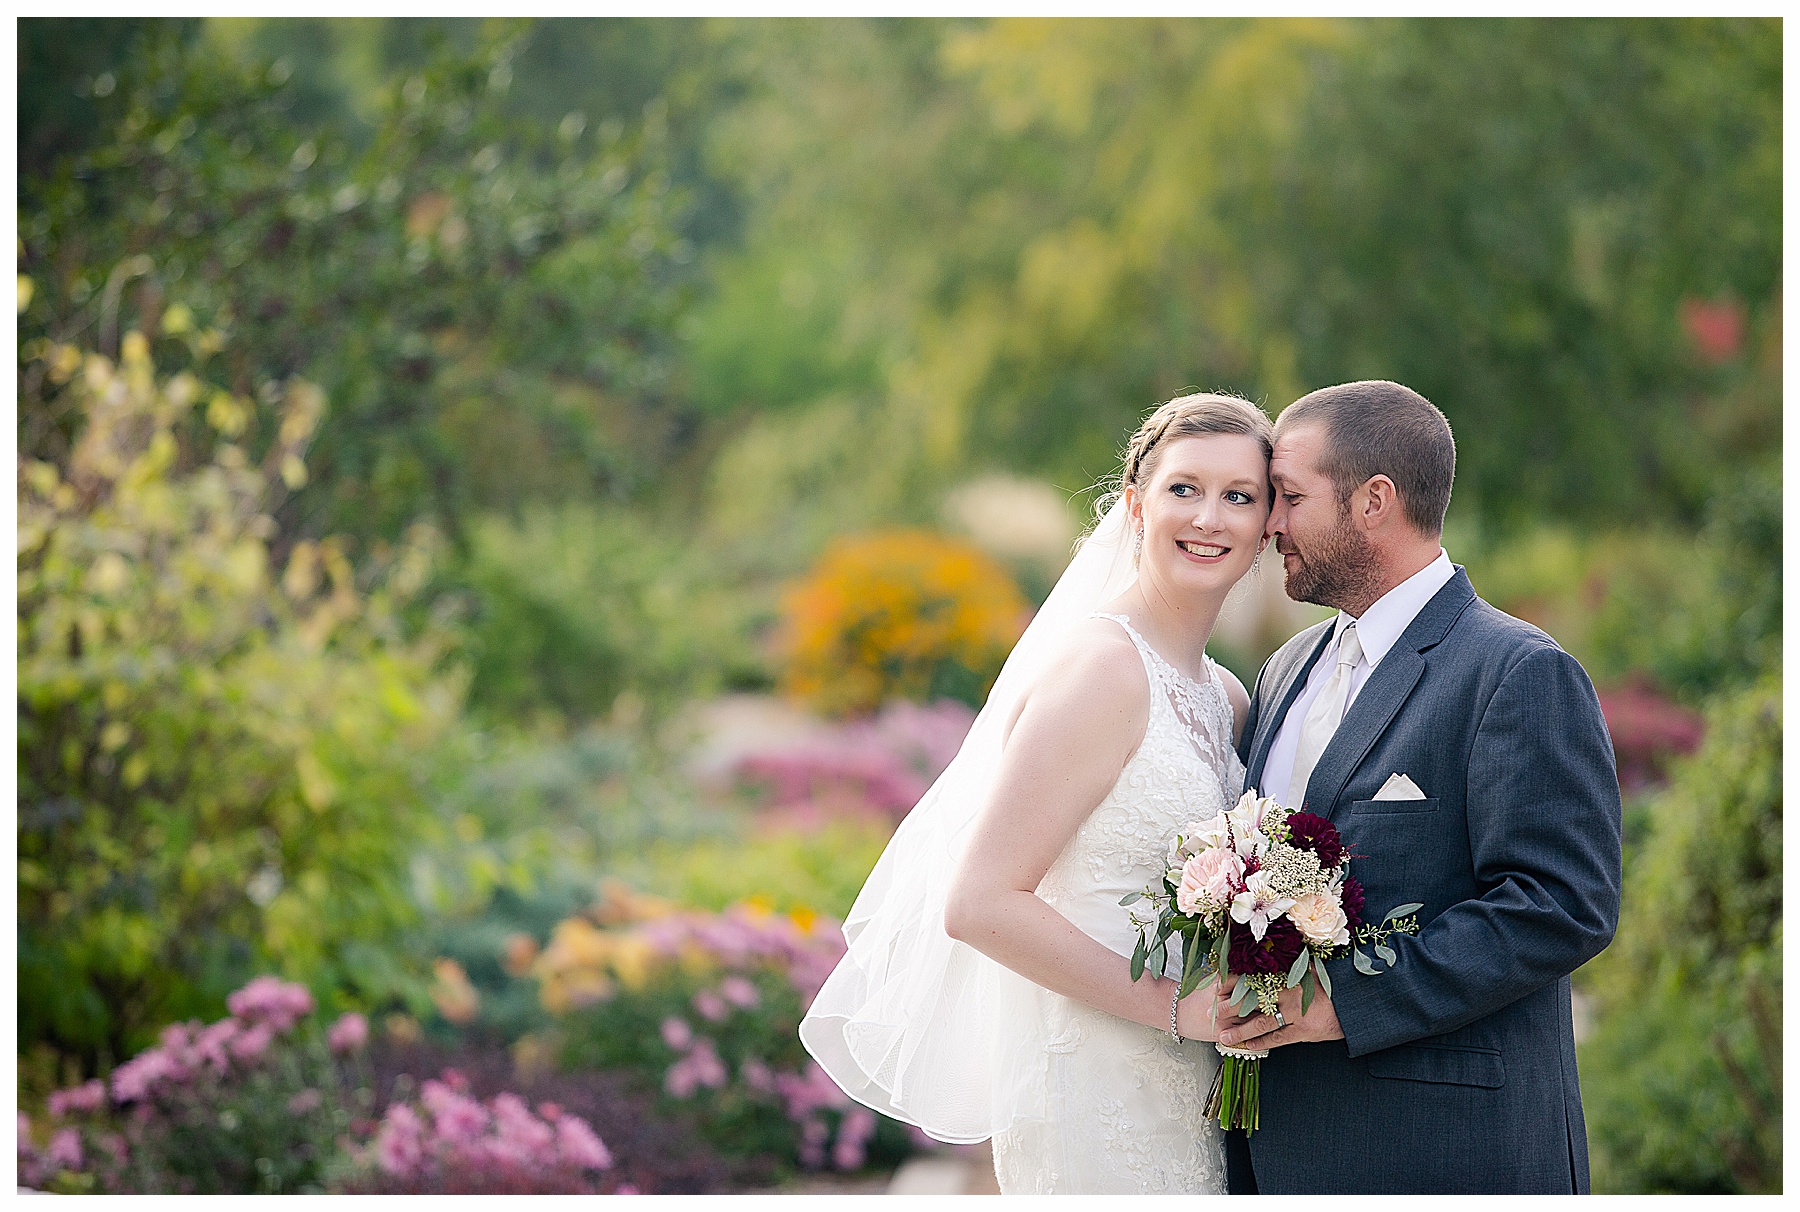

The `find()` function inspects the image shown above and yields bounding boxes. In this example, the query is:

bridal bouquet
[1121,790,1420,1134]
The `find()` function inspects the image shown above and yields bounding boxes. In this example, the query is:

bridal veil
[798,497,1140,1143]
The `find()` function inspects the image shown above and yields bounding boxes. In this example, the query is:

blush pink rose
[1287,891,1350,947]
[1176,848,1246,915]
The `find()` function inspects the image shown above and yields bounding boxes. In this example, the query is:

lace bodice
[1034,613,1246,957]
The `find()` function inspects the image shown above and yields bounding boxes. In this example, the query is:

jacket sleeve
[1330,644,1624,1056]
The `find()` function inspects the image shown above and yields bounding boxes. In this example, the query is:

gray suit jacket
[1235,568,1621,1194]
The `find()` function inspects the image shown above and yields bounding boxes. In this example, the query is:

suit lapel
[1247,622,1335,792]
[1301,569,1479,820]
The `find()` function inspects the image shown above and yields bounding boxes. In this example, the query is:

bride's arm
[943,626,1219,1042]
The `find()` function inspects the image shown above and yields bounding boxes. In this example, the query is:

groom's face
[1267,423,1379,610]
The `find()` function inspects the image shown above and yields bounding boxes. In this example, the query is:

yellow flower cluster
[779,529,1028,717]
[527,883,825,1016]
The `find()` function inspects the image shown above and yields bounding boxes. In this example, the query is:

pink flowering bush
[334,1069,614,1194]
[732,698,974,827]
[25,976,370,1193]
[537,898,912,1176]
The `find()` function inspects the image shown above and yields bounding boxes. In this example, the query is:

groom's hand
[1213,980,1344,1050]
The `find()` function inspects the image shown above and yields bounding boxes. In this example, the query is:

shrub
[23,977,373,1193]
[1579,677,1781,1192]
[453,503,767,722]
[17,337,459,1065]
[731,697,974,828]
[333,1070,614,1194]
[524,891,913,1175]
[778,528,1027,716]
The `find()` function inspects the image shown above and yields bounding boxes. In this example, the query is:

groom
[1218,381,1622,1193]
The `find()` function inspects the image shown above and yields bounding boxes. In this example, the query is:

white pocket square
[1373,772,1427,801]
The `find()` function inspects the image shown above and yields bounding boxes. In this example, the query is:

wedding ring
[1273,1010,1287,1030]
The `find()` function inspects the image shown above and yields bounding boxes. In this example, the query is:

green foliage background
[17,16,1780,1191]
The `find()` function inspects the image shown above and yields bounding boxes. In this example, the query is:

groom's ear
[1354,473,1403,532]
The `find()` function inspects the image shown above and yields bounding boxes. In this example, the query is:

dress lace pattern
[991,614,1242,1194]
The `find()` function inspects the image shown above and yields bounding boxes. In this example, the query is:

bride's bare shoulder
[1002,617,1149,745]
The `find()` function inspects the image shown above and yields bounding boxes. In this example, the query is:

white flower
[1228,869,1297,941]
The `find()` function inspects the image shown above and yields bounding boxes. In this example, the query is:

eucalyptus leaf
[1374,942,1396,966]
[1120,891,1143,906]
[1300,970,1316,1015]
[1316,955,1333,998]
[1149,940,1167,975]
[1352,948,1377,976]
[1131,935,1147,982]
[1287,946,1310,986]
[1388,902,1424,919]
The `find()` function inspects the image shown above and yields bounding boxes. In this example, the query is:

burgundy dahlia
[1228,917,1305,975]
[1285,812,1344,869]
[1340,876,1366,934]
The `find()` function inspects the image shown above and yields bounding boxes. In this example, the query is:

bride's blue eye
[1170,484,1194,496]
[1226,489,1255,505]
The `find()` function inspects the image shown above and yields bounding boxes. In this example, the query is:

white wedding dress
[798,499,1240,1195]
[988,613,1237,1194]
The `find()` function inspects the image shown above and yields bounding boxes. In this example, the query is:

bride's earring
[1133,528,1144,560]
[1252,542,1263,574]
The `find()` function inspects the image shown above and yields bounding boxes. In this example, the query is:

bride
[800,393,1275,1193]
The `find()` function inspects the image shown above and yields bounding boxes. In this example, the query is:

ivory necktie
[1286,621,1363,810]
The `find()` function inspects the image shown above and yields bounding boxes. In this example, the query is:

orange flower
[779,529,1027,716]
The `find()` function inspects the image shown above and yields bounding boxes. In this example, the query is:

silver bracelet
[1169,983,1184,1045]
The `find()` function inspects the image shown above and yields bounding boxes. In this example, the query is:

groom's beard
[1279,507,1383,612]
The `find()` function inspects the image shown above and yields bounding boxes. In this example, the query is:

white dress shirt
[1260,549,1456,807]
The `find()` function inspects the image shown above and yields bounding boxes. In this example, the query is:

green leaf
[1352,948,1377,976]
[1119,891,1143,906]
[1131,933,1148,982]
[1300,970,1316,1015]
[1178,926,1209,998]
[1387,902,1424,919]
[1149,939,1166,976]
[1315,952,1332,998]
[1287,945,1310,986]
[1374,942,1397,966]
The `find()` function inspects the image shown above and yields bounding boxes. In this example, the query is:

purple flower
[228,1021,275,1062]
[719,975,761,1009]
[110,1047,178,1104]
[1228,917,1305,975]
[487,1092,555,1168]
[687,1038,728,1089]
[226,975,315,1033]
[692,988,729,1023]
[375,1103,427,1177]
[191,1017,240,1073]
[740,1058,775,1093]
[421,1079,490,1147]
[1341,876,1366,934]
[664,1059,699,1099]
[48,1079,106,1118]
[659,1017,693,1051]
[553,1113,613,1170]
[287,1088,324,1115]
[1284,812,1344,868]
[327,1011,369,1054]
[47,1127,82,1171]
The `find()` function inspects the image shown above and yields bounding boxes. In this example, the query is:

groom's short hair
[1276,380,1455,536]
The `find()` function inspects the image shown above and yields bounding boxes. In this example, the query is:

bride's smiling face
[1126,433,1270,596]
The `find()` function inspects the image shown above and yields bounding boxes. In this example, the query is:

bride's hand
[1175,982,1222,1042]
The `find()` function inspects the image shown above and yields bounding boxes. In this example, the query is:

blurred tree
[690,17,1779,541]
[17,335,458,1066]
[20,21,693,547]
[18,18,201,177]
